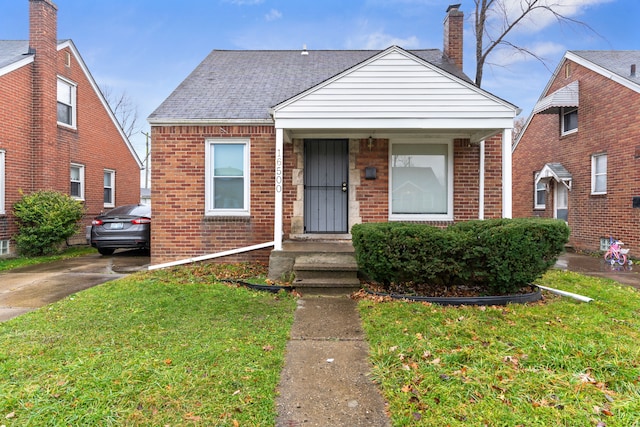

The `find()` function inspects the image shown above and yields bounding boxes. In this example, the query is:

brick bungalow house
[148,5,519,281]
[0,0,142,256]
[513,50,640,255]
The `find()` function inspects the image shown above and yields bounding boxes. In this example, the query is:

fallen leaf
[233,420,240,427]
[164,359,172,365]
[262,345,273,352]
[5,412,15,419]
[184,413,201,421]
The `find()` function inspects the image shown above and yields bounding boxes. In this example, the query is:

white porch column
[502,128,513,218]
[479,140,485,220]
[274,128,284,250]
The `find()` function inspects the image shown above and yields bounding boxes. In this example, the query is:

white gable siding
[273,50,515,129]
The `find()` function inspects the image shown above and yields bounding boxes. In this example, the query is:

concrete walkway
[275,295,390,427]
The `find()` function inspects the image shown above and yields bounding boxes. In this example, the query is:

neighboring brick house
[0,0,142,256]
[148,5,518,275]
[513,50,640,255]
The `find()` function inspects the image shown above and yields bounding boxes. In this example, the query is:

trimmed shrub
[352,218,569,294]
[13,190,85,256]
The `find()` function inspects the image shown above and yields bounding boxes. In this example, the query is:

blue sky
[1,0,638,157]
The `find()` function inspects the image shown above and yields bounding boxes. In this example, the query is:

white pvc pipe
[148,241,275,271]
[537,285,593,302]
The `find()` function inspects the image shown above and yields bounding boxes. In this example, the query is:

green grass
[0,263,296,426]
[0,246,97,272]
[358,270,640,426]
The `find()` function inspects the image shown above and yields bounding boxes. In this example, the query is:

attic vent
[301,44,309,56]
[632,64,637,78]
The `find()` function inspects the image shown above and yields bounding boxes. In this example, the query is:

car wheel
[98,248,116,255]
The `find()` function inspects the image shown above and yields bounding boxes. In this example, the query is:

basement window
[0,240,9,256]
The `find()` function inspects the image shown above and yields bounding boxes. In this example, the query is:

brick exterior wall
[513,58,640,254]
[0,0,140,254]
[150,127,506,266]
[150,125,276,265]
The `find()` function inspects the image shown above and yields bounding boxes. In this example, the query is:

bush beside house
[352,218,570,294]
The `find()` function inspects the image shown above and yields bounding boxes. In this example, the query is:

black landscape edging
[222,279,294,294]
[365,286,542,306]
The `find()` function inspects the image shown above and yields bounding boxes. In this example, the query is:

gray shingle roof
[0,40,32,69]
[570,50,640,86]
[148,48,472,122]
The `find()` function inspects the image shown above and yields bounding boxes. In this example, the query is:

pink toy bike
[604,237,629,266]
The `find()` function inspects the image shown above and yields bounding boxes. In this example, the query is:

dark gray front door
[304,139,349,233]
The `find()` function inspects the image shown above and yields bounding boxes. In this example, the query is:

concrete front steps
[268,240,360,294]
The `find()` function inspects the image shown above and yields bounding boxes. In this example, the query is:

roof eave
[148,118,275,126]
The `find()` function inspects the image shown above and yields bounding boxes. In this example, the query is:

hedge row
[351,218,570,295]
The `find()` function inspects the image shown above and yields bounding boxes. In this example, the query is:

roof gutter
[148,241,275,271]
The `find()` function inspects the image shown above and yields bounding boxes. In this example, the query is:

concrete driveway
[0,249,149,322]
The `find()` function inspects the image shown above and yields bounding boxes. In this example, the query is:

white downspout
[274,128,284,250]
[502,128,513,218]
[479,140,485,220]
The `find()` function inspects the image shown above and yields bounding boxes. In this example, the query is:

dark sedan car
[90,204,151,255]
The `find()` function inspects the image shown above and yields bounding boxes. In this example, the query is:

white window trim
[534,174,546,210]
[561,106,578,136]
[204,138,251,217]
[104,169,115,208]
[591,153,607,195]
[388,139,454,222]
[70,163,85,200]
[0,149,5,215]
[57,76,77,129]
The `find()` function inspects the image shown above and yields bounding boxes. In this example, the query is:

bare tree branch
[100,85,140,139]
[472,0,605,87]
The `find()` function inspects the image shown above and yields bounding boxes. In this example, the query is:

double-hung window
[535,178,546,209]
[591,153,607,195]
[561,107,578,135]
[104,170,115,207]
[205,139,250,216]
[390,141,453,221]
[70,163,85,200]
[57,77,77,127]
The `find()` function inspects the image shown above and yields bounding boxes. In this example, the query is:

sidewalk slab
[276,295,390,427]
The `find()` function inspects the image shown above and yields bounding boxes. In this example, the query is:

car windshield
[105,205,151,217]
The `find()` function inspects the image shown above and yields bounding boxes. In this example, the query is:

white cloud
[488,41,566,67]
[491,0,615,34]
[265,9,282,22]
[361,32,420,49]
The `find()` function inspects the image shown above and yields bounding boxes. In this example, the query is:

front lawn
[359,270,640,426]
[0,263,296,426]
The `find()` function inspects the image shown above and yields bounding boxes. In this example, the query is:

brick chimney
[443,4,464,70]
[29,0,59,190]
